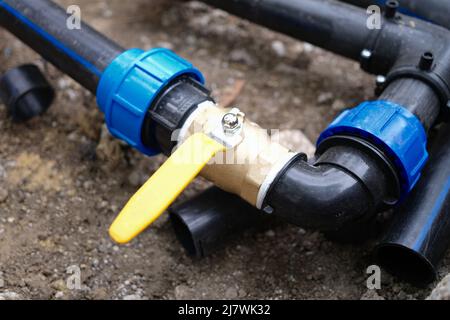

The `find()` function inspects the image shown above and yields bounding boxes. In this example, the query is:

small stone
[67,131,79,142]
[225,287,238,299]
[83,180,94,190]
[271,129,315,158]
[271,40,286,57]
[66,89,79,101]
[3,47,12,58]
[54,291,64,299]
[174,284,194,299]
[102,9,113,18]
[360,289,385,300]
[123,294,142,300]
[0,291,22,300]
[230,49,256,66]
[51,279,67,291]
[96,200,108,210]
[0,189,8,203]
[392,284,402,293]
[317,92,334,105]
[265,230,275,237]
[155,41,174,50]
[303,43,314,53]
[238,289,247,298]
[186,35,197,45]
[428,274,450,300]
[331,99,346,111]
[0,165,5,179]
[302,240,315,251]
[57,78,70,90]
[128,171,142,187]
[91,287,108,300]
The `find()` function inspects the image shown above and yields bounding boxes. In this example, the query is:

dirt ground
[0,0,448,300]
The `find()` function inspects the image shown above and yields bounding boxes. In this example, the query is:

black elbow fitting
[262,143,392,232]
[374,124,450,286]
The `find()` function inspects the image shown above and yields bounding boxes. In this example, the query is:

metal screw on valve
[222,112,241,135]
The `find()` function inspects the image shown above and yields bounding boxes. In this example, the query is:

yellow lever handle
[109,133,226,244]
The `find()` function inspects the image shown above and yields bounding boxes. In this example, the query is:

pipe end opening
[13,88,54,122]
[375,244,437,286]
[169,212,200,257]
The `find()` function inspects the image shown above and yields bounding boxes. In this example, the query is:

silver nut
[222,113,240,134]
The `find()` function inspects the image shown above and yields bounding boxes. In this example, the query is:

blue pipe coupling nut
[96,48,204,156]
[318,100,428,197]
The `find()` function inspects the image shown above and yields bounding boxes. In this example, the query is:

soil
[0,0,448,300]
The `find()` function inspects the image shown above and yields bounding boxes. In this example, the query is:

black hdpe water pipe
[0,64,55,121]
[0,0,123,93]
[375,123,450,285]
[342,0,450,30]
[1,0,449,284]
[169,187,271,257]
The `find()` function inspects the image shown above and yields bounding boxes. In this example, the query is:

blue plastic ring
[96,48,204,156]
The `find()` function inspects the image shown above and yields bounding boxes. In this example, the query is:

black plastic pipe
[200,0,372,62]
[379,78,441,132]
[169,187,270,257]
[374,124,450,285]
[0,0,124,93]
[199,0,444,126]
[0,64,55,121]
[342,0,450,30]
